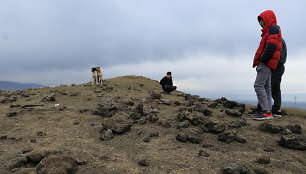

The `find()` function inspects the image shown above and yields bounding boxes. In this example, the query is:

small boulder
[101,114,133,134]
[138,159,149,166]
[259,122,284,134]
[100,129,114,141]
[41,93,56,102]
[36,155,78,174]
[218,131,237,143]
[7,111,18,117]
[223,163,249,174]
[286,124,302,134]
[278,135,306,151]
[225,109,242,117]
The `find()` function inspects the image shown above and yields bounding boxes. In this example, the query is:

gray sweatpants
[254,63,272,112]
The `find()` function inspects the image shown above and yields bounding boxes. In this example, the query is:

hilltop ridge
[0,75,305,174]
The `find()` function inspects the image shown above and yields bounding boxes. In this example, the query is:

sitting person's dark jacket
[160,72,177,93]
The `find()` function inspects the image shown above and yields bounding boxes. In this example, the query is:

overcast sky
[1,0,305,101]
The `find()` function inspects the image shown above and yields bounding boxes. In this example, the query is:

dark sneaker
[253,112,273,121]
[248,108,260,116]
[273,110,282,117]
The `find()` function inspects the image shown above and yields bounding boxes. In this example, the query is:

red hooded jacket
[253,10,282,70]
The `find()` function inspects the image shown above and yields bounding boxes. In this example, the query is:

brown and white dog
[91,67,103,85]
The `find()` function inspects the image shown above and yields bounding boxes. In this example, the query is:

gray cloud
[0,0,305,75]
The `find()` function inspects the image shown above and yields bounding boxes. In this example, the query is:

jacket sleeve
[160,77,165,85]
[259,25,280,64]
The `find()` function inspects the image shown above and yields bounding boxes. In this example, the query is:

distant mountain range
[0,81,44,91]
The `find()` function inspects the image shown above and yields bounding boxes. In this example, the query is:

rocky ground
[0,75,305,174]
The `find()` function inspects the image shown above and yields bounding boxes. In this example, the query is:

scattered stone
[41,93,56,102]
[94,96,118,117]
[278,135,306,151]
[79,109,89,113]
[207,102,218,108]
[150,108,159,114]
[139,84,144,87]
[235,137,247,143]
[26,151,47,165]
[198,150,210,157]
[255,156,270,165]
[37,131,46,137]
[218,131,237,143]
[138,159,149,166]
[253,167,270,174]
[263,148,275,152]
[176,127,203,144]
[159,99,171,105]
[59,106,68,111]
[223,163,249,174]
[139,118,147,124]
[205,120,225,134]
[10,104,21,108]
[130,112,141,120]
[174,101,181,105]
[150,132,159,137]
[177,122,189,129]
[1,135,8,140]
[7,111,18,117]
[101,114,133,134]
[286,124,302,134]
[159,121,171,128]
[229,118,247,128]
[194,105,212,116]
[8,157,27,169]
[225,109,242,117]
[30,139,37,143]
[125,100,134,106]
[76,158,87,165]
[147,114,158,123]
[143,137,151,143]
[259,122,284,134]
[73,120,79,125]
[36,155,78,174]
[135,104,144,115]
[189,112,206,126]
[100,129,114,141]
[149,90,161,99]
[201,143,214,148]
[70,92,80,96]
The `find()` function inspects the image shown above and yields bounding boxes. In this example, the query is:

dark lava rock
[259,122,284,134]
[139,118,147,124]
[159,121,171,128]
[70,92,80,96]
[278,135,306,150]
[26,151,47,165]
[198,150,209,157]
[201,143,214,148]
[286,124,302,134]
[229,118,247,129]
[218,131,237,143]
[174,101,181,105]
[207,102,218,108]
[10,104,21,108]
[143,137,151,143]
[79,109,89,113]
[216,97,245,110]
[189,112,206,126]
[263,148,275,152]
[150,132,159,137]
[94,96,118,117]
[136,103,144,115]
[73,121,79,125]
[125,100,134,106]
[130,112,141,120]
[255,156,270,165]
[36,155,78,174]
[101,114,133,134]
[149,90,161,99]
[1,135,8,140]
[235,137,247,144]
[41,93,56,102]
[138,159,149,166]
[205,120,225,134]
[37,131,46,137]
[223,163,249,174]
[225,109,242,117]
[253,167,270,174]
[176,127,203,144]
[7,111,18,117]
[59,106,68,111]
[177,122,190,129]
[100,129,114,141]
[194,105,213,116]
[147,114,158,123]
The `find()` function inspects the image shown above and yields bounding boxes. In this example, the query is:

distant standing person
[252,10,283,120]
[160,72,177,94]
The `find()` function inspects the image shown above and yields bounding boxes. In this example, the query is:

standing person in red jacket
[252,10,282,120]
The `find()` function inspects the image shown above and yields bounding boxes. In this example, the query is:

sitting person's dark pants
[162,85,177,93]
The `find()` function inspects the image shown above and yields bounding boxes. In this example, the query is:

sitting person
[160,72,177,94]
